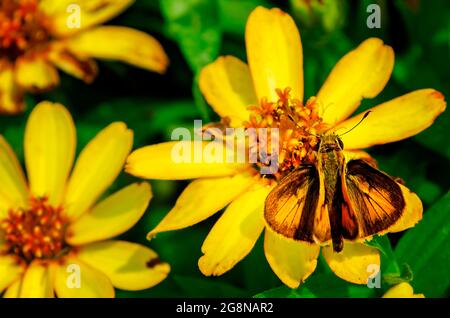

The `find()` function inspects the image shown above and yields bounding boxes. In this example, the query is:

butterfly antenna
[287,114,319,137]
[338,111,371,137]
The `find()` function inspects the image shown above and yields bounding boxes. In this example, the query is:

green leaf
[372,141,445,206]
[172,275,248,297]
[160,0,222,72]
[365,235,400,277]
[160,0,221,118]
[193,73,212,121]
[414,109,450,161]
[255,272,377,298]
[218,0,270,37]
[80,98,199,147]
[395,192,450,297]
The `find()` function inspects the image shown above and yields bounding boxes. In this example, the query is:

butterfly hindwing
[264,165,321,242]
[343,159,405,239]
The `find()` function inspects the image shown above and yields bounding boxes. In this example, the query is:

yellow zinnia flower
[0,101,170,297]
[0,0,168,114]
[382,283,424,298]
[125,7,446,288]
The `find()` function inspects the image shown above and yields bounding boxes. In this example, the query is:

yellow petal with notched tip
[64,122,133,221]
[322,242,380,284]
[67,182,152,245]
[246,7,304,102]
[264,228,320,288]
[77,240,170,291]
[317,38,394,125]
[337,89,446,150]
[25,102,76,206]
[66,26,169,73]
[199,184,271,276]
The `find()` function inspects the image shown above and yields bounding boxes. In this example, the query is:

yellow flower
[382,283,424,298]
[125,7,446,288]
[0,101,170,298]
[0,0,168,114]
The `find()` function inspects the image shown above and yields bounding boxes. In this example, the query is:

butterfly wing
[342,159,405,240]
[264,165,324,243]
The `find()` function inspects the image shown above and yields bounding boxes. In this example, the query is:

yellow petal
[199,56,255,126]
[67,182,152,245]
[382,282,424,298]
[317,38,394,125]
[148,173,256,238]
[0,255,25,292]
[0,60,24,114]
[126,141,249,180]
[40,0,134,36]
[246,7,303,102]
[388,184,423,233]
[20,261,53,298]
[322,242,380,284]
[64,122,133,220]
[264,228,319,288]
[0,136,28,218]
[199,184,271,276]
[77,240,170,291]
[47,45,98,83]
[52,255,114,298]
[3,279,21,298]
[15,57,59,92]
[337,89,446,149]
[24,102,76,206]
[66,26,169,73]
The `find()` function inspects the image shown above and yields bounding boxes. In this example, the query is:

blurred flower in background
[125,7,445,289]
[0,0,168,114]
[290,0,346,32]
[0,102,169,297]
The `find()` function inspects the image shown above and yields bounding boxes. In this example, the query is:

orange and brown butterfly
[264,112,407,252]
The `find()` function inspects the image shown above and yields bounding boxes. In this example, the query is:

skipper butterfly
[264,112,405,252]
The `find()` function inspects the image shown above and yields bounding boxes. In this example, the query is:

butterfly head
[318,134,344,153]
[317,110,372,153]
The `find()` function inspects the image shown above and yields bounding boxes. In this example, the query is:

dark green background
[1,0,448,298]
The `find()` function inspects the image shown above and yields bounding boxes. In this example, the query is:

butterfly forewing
[264,165,321,242]
[343,160,405,239]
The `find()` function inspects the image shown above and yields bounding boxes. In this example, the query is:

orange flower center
[0,0,50,60]
[0,197,68,262]
[245,88,328,179]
